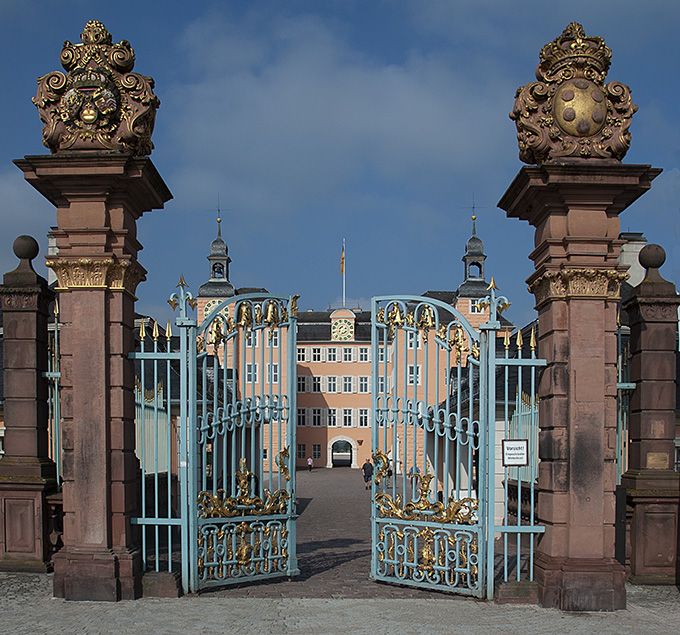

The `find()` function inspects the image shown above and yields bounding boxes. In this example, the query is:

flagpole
[342,239,346,307]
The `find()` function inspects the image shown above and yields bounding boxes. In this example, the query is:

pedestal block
[0,237,57,571]
[620,246,680,584]
[15,154,171,600]
[499,162,660,610]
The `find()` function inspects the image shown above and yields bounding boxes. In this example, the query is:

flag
[340,243,345,275]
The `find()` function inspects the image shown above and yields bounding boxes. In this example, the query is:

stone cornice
[46,258,146,296]
[528,268,627,309]
[623,296,680,324]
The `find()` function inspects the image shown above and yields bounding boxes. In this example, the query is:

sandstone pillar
[0,236,57,570]
[15,21,172,600]
[499,23,659,610]
[620,245,680,583]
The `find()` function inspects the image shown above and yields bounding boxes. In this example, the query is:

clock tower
[197,217,235,319]
[330,307,356,341]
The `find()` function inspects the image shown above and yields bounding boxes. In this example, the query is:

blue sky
[1,0,678,327]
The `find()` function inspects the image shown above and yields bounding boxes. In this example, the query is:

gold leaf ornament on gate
[375,471,477,524]
[197,458,290,518]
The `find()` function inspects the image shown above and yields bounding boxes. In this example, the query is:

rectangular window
[312,347,322,362]
[358,376,369,393]
[297,408,306,426]
[311,377,321,393]
[377,376,385,393]
[408,365,421,386]
[359,408,369,427]
[327,347,337,362]
[246,363,258,383]
[297,444,306,460]
[297,347,306,362]
[312,408,322,427]
[343,376,353,393]
[328,408,337,427]
[297,376,307,392]
[312,444,321,460]
[343,408,353,427]
[343,347,353,362]
[267,363,279,384]
[246,330,259,348]
[407,331,421,349]
[469,299,483,314]
[267,330,279,347]
[359,347,369,362]
[327,376,337,393]
[378,348,385,363]
[262,448,268,460]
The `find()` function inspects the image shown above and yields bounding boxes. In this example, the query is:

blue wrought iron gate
[131,280,299,593]
[370,284,545,598]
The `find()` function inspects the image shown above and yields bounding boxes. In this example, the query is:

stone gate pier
[499,23,660,611]
[15,21,171,600]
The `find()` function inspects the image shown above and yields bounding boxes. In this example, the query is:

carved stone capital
[624,297,680,325]
[0,286,53,313]
[46,258,146,296]
[529,268,628,309]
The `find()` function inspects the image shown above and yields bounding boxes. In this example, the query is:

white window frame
[408,364,422,386]
[358,376,369,393]
[312,408,323,427]
[343,376,354,393]
[327,376,337,393]
[311,376,322,393]
[327,408,337,427]
[327,347,337,362]
[297,376,308,392]
[359,408,369,427]
[297,347,308,362]
[297,408,307,426]
[407,331,421,349]
[267,330,279,348]
[469,299,483,314]
[311,347,324,362]
[343,408,353,427]
[246,330,259,348]
[359,347,369,362]
[267,363,279,384]
[246,363,259,383]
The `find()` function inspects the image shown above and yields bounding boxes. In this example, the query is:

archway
[325,435,359,469]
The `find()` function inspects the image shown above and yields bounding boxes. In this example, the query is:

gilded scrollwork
[372,448,390,485]
[33,21,159,156]
[529,268,628,308]
[375,471,477,525]
[277,446,291,482]
[197,458,290,518]
[510,22,636,164]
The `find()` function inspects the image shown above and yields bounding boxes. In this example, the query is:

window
[408,365,421,386]
[378,348,385,363]
[297,347,306,362]
[407,331,421,349]
[358,376,369,393]
[262,448,268,459]
[377,376,385,393]
[297,408,306,426]
[312,408,322,427]
[267,363,279,384]
[267,330,279,347]
[343,347,353,362]
[312,347,322,362]
[327,347,337,362]
[470,299,483,314]
[359,347,369,362]
[327,408,337,427]
[297,376,307,392]
[359,408,369,427]
[343,376,354,393]
[245,330,259,348]
[312,444,321,460]
[343,408,353,427]
[326,376,337,393]
[297,444,306,460]
[311,377,321,393]
[246,363,258,383]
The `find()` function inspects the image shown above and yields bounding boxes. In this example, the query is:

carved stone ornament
[510,22,636,164]
[33,20,159,155]
[528,268,628,308]
[46,258,147,295]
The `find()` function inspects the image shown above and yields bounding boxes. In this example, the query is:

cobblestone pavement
[1,467,680,634]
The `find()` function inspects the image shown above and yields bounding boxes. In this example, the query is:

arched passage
[326,435,360,469]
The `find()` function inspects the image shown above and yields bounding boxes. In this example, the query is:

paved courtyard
[1,467,679,633]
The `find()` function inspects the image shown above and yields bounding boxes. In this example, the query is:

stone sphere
[639,244,665,270]
[13,235,39,261]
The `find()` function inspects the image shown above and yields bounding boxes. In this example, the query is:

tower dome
[455,215,488,299]
[198,217,235,297]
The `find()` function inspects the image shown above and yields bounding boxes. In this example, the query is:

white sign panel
[502,439,529,467]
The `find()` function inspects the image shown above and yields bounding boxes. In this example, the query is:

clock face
[331,318,354,341]
[203,299,227,318]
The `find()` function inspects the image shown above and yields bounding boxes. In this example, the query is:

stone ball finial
[639,243,665,271]
[13,235,40,262]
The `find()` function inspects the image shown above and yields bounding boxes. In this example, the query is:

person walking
[361,457,373,490]
[307,456,313,472]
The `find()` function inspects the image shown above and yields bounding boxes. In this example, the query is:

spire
[455,215,488,299]
[198,217,235,298]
